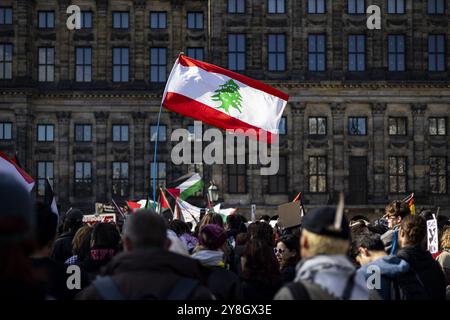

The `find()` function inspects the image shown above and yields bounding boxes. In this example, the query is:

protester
[169,220,198,254]
[241,238,281,300]
[52,208,84,262]
[275,207,369,300]
[275,234,300,284]
[354,231,428,300]
[396,215,446,300]
[30,202,74,300]
[77,210,212,300]
[380,201,410,254]
[65,225,93,265]
[436,227,450,286]
[0,173,44,299]
[192,224,243,300]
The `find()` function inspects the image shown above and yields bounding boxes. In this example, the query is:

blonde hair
[71,225,92,255]
[441,227,450,250]
[302,229,349,256]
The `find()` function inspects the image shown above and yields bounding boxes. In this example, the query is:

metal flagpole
[152,102,164,209]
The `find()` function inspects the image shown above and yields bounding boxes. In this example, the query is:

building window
[38,47,54,82]
[348,0,365,14]
[268,34,286,71]
[228,34,246,71]
[429,117,447,136]
[187,47,204,61]
[348,35,365,71]
[0,122,12,140]
[228,0,246,13]
[387,0,405,14]
[0,7,12,25]
[150,125,166,142]
[308,0,326,14]
[309,117,327,135]
[428,0,445,14]
[269,156,287,193]
[309,156,327,193]
[308,34,326,71]
[112,12,129,29]
[428,35,446,72]
[430,157,447,194]
[37,161,54,197]
[0,44,12,80]
[75,162,92,196]
[388,117,407,135]
[389,157,407,193]
[187,12,203,29]
[187,124,203,142]
[38,11,55,29]
[75,124,92,142]
[81,11,92,29]
[150,11,167,29]
[150,47,166,82]
[268,0,285,13]
[348,117,367,135]
[37,124,54,142]
[112,162,129,198]
[228,164,247,193]
[112,48,129,82]
[388,35,405,71]
[279,117,287,135]
[150,162,166,191]
[75,47,92,82]
[112,125,129,142]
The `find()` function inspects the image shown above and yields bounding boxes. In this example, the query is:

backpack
[92,276,200,300]
[390,270,429,300]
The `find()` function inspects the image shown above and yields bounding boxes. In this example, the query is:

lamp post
[207,181,219,211]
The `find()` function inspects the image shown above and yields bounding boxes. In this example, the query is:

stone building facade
[0,0,449,216]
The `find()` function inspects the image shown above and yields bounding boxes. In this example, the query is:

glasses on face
[273,248,285,254]
[386,215,397,221]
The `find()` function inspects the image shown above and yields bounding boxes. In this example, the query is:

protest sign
[277,201,302,229]
[426,216,438,254]
[83,213,117,226]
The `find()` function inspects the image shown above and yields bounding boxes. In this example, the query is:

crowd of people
[1,172,449,300]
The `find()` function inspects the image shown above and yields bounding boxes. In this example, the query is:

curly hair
[400,215,426,246]
[441,227,450,250]
[385,200,410,218]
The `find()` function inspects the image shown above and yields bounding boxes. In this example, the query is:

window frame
[0,43,13,80]
[112,11,129,29]
[74,124,92,142]
[387,0,406,14]
[150,11,167,29]
[388,117,407,136]
[0,122,12,140]
[228,163,247,194]
[389,156,407,194]
[112,161,129,198]
[37,124,54,142]
[112,124,129,142]
[38,47,55,82]
[186,47,204,61]
[429,117,447,136]
[150,47,167,83]
[268,156,287,194]
[308,156,327,193]
[187,12,204,30]
[36,161,54,197]
[308,34,327,72]
[0,7,13,25]
[228,34,246,71]
[75,47,92,82]
[112,47,129,83]
[308,0,326,14]
[150,162,167,194]
[348,0,366,14]
[309,117,327,136]
[348,117,368,136]
[428,0,446,15]
[429,157,447,194]
[150,124,167,142]
[387,34,406,72]
[428,34,446,72]
[38,11,55,29]
[268,0,286,14]
[228,0,246,14]
[348,34,366,72]
[80,11,93,29]
[268,33,286,72]
[74,161,92,197]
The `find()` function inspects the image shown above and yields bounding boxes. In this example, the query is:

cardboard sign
[251,204,256,222]
[427,218,438,254]
[95,202,116,214]
[83,214,117,225]
[278,201,302,229]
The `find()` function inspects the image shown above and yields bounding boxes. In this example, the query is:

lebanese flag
[163,55,288,143]
[0,151,35,192]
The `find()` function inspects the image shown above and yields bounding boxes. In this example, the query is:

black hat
[302,207,350,240]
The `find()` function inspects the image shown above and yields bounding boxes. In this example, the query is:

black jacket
[203,266,243,300]
[76,249,213,300]
[397,245,447,300]
[51,232,75,263]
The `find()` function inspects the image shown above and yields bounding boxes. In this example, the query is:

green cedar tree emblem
[211,80,243,114]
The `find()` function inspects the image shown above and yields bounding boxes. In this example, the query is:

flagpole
[152,101,163,209]
[161,187,175,217]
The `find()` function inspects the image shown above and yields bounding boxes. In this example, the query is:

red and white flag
[163,55,288,143]
[0,151,34,192]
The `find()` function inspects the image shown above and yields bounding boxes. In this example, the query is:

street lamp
[207,181,219,208]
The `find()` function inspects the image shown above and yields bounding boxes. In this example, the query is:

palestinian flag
[163,54,288,143]
[0,151,35,192]
[167,173,204,201]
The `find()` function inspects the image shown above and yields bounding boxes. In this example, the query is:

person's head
[226,214,242,231]
[242,238,280,285]
[0,173,35,280]
[199,212,224,229]
[34,202,58,251]
[122,210,168,252]
[385,200,410,229]
[353,232,386,266]
[441,227,450,251]
[198,224,227,251]
[168,219,189,237]
[398,215,426,248]
[90,223,120,250]
[275,234,300,268]
[300,207,350,259]
[71,225,93,260]
[247,221,275,247]
[260,215,271,222]
[63,208,83,233]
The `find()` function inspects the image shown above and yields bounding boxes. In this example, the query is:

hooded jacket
[76,249,212,300]
[397,245,446,300]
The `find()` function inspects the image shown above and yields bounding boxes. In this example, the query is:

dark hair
[385,200,410,218]
[123,210,167,249]
[350,215,369,224]
[242,238,280,286]
[62,209,83,233]
[260,215,271,222]
[168,220,188,236]
[226,214,242,231]
[400,215,427,246]
[91,223,121,250]
[278,234,300,267]
[248,221,275,247]
[236,232,248,246]
[353,232,385,252]
[200,212,224,229]
[35,202,58,248]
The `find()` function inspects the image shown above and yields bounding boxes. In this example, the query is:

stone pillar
[56,111,71,207]
[132,111,147,199]
[133,0,146,82]
[411,103,427,200]
[14,107,33,172]
[96,0,109,81]
[94,111,109,203]
[291,102,306,194]
[15,0,30,80]
[58,0,70,81]
[331,102,346,197]
[371,103,387,203]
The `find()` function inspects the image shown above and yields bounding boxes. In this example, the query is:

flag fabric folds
[0,151,35,192]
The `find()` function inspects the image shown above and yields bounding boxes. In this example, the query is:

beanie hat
[199,224,227,250]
